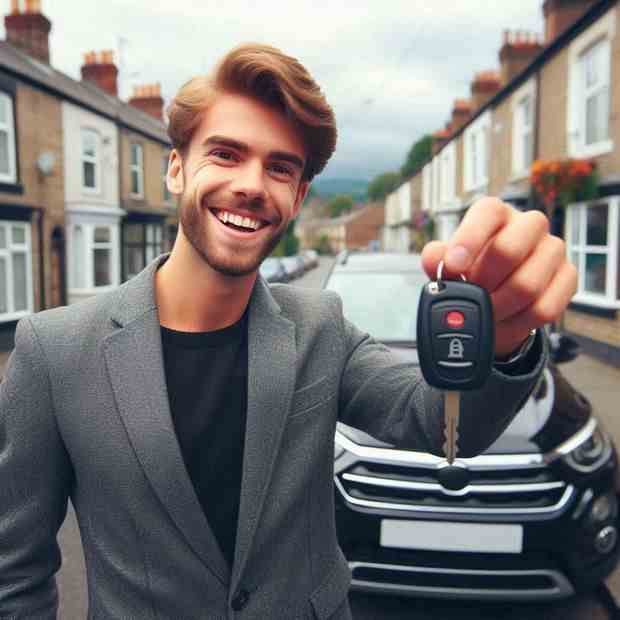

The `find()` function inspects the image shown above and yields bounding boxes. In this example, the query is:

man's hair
[166,43,337,181]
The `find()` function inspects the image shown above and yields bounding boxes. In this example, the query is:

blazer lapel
[231,275,296,591]
[102,253,230,586]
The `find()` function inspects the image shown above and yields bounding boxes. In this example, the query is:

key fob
[417,278,495,390]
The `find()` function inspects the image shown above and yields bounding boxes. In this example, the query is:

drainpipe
[35,206,45,310]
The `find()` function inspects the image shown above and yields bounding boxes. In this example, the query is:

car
[260,257,288,283]
[324,251,619,602]
[302,249,319,270]
[280,255,304,280]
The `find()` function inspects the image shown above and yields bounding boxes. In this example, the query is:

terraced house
[386,0,619,366]
[0,0,175,355]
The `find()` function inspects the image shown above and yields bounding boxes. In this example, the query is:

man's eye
[270,163,293,176]
[211,149,235,161]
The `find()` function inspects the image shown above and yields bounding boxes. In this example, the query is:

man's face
[168,92,310,277]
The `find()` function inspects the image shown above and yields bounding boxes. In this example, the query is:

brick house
[0,0,175,354]
[420,0,620,366]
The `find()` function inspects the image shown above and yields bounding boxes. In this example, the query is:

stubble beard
[179,189,286,277]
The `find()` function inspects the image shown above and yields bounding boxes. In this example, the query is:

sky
[3,1,544,181]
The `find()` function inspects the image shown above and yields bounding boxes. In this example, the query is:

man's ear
[167,149,185,195]
[291,180,311,219]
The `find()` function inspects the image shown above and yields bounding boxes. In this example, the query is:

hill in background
[311,177,369,202]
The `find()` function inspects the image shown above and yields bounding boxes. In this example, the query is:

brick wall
[3,82,65,311]
[345,204,385,249]
[564,308,620,347]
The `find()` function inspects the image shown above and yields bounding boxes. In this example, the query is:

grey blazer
[0,252,546,620]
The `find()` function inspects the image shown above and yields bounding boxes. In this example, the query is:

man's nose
[231,159,266,203]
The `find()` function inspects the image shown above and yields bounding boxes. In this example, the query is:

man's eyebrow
[202,135,304,170]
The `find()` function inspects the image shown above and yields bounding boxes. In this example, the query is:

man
[0,43,575,620]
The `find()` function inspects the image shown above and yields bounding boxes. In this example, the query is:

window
[0,221,32,320]
[81,128,100,191]
[512,79,536,178]
[0,93,17,183]
[130,143,144,197]
[566,198,619,307]
[464,112,490,191]
[123,221,164,280]
[93,226,112,286]
[422,163,432,212]
[567,11,613,158]
[439,143,455,205]
[162,154,172,202]
[431,155,440,211]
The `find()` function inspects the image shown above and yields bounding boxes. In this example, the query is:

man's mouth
[208,208,271,234]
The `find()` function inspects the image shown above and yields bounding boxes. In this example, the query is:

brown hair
[166,43,337,181]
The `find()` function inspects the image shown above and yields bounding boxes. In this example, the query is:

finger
[494,261,578,352]
[467,210,551,293]
[443,197,512,276]
[420,240,446,280]
[490,234,566,322]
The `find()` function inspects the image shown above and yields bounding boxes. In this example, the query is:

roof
[0,41,170,145]
[428,0,616,159]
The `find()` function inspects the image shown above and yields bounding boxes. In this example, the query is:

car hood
[369,345,592,455]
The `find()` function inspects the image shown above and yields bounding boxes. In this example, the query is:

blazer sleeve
[0,317,74,620]
[333,293,548,458]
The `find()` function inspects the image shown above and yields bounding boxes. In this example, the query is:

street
[3,255,617,619]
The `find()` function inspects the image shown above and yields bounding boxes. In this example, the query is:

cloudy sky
[3,1,545,181]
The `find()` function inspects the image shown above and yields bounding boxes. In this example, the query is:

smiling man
[0,43,576,620]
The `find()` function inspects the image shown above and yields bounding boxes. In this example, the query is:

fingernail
[446,245,471,271]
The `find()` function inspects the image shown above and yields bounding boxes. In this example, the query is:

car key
[416,261,495,464]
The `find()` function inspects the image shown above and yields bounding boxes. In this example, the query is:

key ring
[436,260,468,283]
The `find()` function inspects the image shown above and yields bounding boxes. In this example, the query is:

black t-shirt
[160,310,248,569]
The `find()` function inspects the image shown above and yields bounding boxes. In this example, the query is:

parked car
[260,257,288,283]
[324,251,619,602]
[302,249,319,270]
[280,256,304,280]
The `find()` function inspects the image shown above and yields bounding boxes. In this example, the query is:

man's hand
[421,197,578,358]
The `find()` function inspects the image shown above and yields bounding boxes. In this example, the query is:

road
[12,255,617,618]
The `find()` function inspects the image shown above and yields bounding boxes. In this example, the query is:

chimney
[81,50,118,97]
[450,99,472,133]
[128,83,164,121]
[4,0,52,64]
[543,0,597,44]
[499,30,544,85]
[470,70,502,111]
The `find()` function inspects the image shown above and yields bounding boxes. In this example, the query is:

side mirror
[549,332,580,365]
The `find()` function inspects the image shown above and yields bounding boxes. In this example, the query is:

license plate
[380,519,523,554]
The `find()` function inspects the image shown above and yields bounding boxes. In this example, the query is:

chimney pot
[81,49,119,97]
[4,0,52,63]
[129,82,165,121]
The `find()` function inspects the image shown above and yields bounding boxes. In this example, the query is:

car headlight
[564,424,612,473]
[334,438,345,460]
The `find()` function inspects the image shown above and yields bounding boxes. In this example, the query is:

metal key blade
[442,391,460,464]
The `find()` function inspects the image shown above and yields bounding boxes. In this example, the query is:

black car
[324,251,619,602]
[260,257,288,283]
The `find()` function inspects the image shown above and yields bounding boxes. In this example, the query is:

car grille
[348,561,575,601]
[334,434,575,518]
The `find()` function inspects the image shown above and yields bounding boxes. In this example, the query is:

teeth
[216,209,261,230]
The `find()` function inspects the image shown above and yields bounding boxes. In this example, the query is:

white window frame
[463,111,490,192]
[565,196,619,308]
[0,93,17,184]
[567,9,615,159]
[511,78,536,180]
[439,142,456,206]
[81,128,101,194]
[431,155,441,212]
[422,163,432,212]
[0,221,33,323]
[68,221,119,292]
[130,143,144,198]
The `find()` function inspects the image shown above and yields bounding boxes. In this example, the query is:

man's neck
[154,241,257,333]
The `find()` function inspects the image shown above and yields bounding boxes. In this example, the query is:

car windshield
[325,271,426,343]
[260,258,280,276]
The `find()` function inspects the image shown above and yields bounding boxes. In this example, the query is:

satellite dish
[36,151,56,175]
